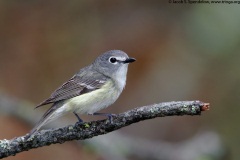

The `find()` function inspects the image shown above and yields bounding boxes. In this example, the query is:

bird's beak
[123,57,136,64]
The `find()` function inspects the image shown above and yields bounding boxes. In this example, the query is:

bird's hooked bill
[123,58,136,64]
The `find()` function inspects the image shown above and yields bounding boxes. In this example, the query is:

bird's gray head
[93,50,136,80]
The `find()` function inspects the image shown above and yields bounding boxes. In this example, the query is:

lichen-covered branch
[0,101,209,159]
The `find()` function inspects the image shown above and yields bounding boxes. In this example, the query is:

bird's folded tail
[28,102,63,137]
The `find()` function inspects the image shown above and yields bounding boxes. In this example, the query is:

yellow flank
[64,80,120,114]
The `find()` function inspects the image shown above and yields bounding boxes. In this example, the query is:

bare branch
[0,101,209,159]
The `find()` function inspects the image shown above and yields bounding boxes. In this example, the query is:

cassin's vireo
[29,50,136,136]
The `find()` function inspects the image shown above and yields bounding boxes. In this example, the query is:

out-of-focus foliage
[0,1,239,160]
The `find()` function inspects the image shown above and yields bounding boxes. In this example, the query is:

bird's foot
[73,111,83,123]
[89,113,116,123]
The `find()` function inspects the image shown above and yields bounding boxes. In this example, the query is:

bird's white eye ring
[109,57,117,64]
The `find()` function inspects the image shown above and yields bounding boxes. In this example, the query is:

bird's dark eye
[109,57,117,63]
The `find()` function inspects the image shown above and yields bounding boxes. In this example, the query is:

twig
[0,101,209,159]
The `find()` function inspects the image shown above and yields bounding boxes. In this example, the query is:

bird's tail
[28,103,63,137]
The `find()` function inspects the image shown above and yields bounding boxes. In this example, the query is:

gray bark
[0,100,209,159]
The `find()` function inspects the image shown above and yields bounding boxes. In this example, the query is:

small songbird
[29,50,136,136]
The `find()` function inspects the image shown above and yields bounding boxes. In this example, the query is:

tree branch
[0,101,209,159]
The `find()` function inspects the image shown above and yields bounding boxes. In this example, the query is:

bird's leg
[90,112,116,123]
[73,111,83,122]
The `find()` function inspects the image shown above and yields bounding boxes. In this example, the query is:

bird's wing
[35,74,107,108]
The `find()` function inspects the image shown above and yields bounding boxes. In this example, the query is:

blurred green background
[0,1,239,160]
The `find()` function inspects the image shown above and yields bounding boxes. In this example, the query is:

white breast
[112,65,128,91]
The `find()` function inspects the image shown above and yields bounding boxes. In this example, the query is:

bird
[29,50,136,136]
